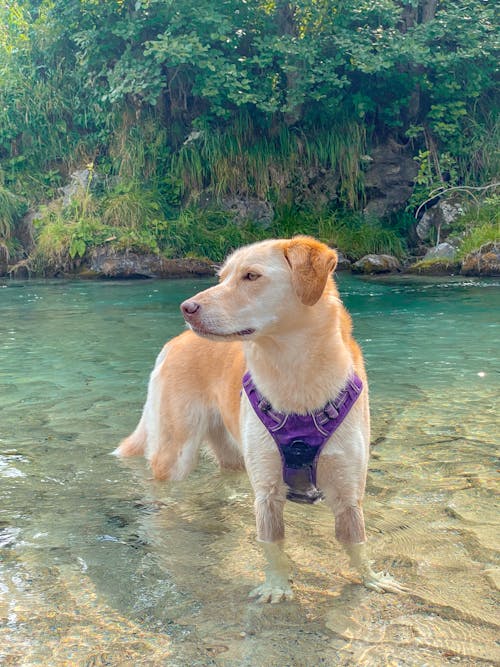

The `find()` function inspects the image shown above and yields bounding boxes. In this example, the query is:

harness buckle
[258,398,272,413]
[323,402,339,420]
[349,377,362,395]
[283,439,317,468]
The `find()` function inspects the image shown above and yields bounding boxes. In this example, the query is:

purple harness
[242,372,363,504]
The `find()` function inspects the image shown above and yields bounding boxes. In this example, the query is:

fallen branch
[415,182,500,219]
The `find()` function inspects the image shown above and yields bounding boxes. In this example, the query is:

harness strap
[242,372,363,504]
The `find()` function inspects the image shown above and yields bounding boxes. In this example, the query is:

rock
[222,197,274,227]
[335,250,351,271]
[88,248,215,279]
[406,259,460,275]
[352,254,401,274]
[0,243,8,276]
[60,168,97,206]
[15,210,38,254]
[461,242,500,276]
[363,139,419,217]
[416,195,465,242]
[7,259,31,279]
[422,242,457,261]
[296,167,340,209]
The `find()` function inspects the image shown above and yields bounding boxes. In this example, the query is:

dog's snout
[181,300,201,317]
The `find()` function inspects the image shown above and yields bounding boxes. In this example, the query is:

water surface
[1,274,499,666]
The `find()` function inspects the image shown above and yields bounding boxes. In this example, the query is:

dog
[115,236,405,602]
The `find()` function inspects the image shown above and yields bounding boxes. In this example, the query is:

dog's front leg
[320,446,407,594]
[249,490,293,603]
[345,542,408,593]
[336,505,408,594]
[242,403,293,603]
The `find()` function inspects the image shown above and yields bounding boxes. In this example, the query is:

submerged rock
[461,242,500,276]
[352,254,401,274]
[88,248,215,279]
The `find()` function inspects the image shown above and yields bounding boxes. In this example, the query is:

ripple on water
[0,276,499,666]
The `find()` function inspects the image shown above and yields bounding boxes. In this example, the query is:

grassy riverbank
[1,1,498,275]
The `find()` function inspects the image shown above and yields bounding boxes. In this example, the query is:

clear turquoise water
[0,275,498,666]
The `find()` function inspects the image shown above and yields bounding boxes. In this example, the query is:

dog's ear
[284,237,338,306]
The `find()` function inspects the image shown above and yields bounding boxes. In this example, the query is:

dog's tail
[113,415,147,457]
[112,343,171,458]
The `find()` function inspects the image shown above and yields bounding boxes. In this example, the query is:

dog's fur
[115,236,404,601]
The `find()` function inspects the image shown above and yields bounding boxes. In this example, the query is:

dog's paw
[362,571,408,594]
[249,581,294,604]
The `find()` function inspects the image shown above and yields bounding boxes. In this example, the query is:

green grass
[330,218,406,260]
[458,222,500,258]
[0,183,25,240]
[453,196,500,258]
[102,186,163,229]
[160,208,265,261]
[171,114,366,209]
[28,192,409,273]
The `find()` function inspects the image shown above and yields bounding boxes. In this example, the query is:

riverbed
[0,274,498,666]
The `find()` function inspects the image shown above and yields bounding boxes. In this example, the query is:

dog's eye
[243,272,260,281]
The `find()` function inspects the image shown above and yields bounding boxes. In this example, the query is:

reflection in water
[0,276,499,666]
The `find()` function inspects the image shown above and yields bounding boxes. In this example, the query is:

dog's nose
[181,300,201,317]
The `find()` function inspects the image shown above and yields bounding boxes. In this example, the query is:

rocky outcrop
[296,167,340,209]
[461,242,500,276]
[7,259,31,279]
[406,259,460,275]
[222,197,274,227]
[416,195,465,242]
[352,254,401,274]
[422,242,457,261]
[60,168,97,206]
[363,140,419,217]
[335,251,352,271]
[87,248,215,279]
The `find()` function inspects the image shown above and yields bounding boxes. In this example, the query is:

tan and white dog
[115,236,405,602]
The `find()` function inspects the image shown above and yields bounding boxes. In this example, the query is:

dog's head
[180,236,338,341]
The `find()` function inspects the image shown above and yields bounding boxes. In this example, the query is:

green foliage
[458,223,500,259]
[269,205,333,239]
[1,0,498,272]
[172,115,365,208]
[327,215,406,260]
[408,149,460,212]
[454,197,500,258]
[31,187,167,272]
[108,116,170,183]
[161,208,264,261]
[103,185,163,229]
[0,182,25,240]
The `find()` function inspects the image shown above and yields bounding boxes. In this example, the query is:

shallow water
[0,274,498,666]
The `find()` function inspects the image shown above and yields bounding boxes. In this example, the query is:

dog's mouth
[189,324,255,339]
